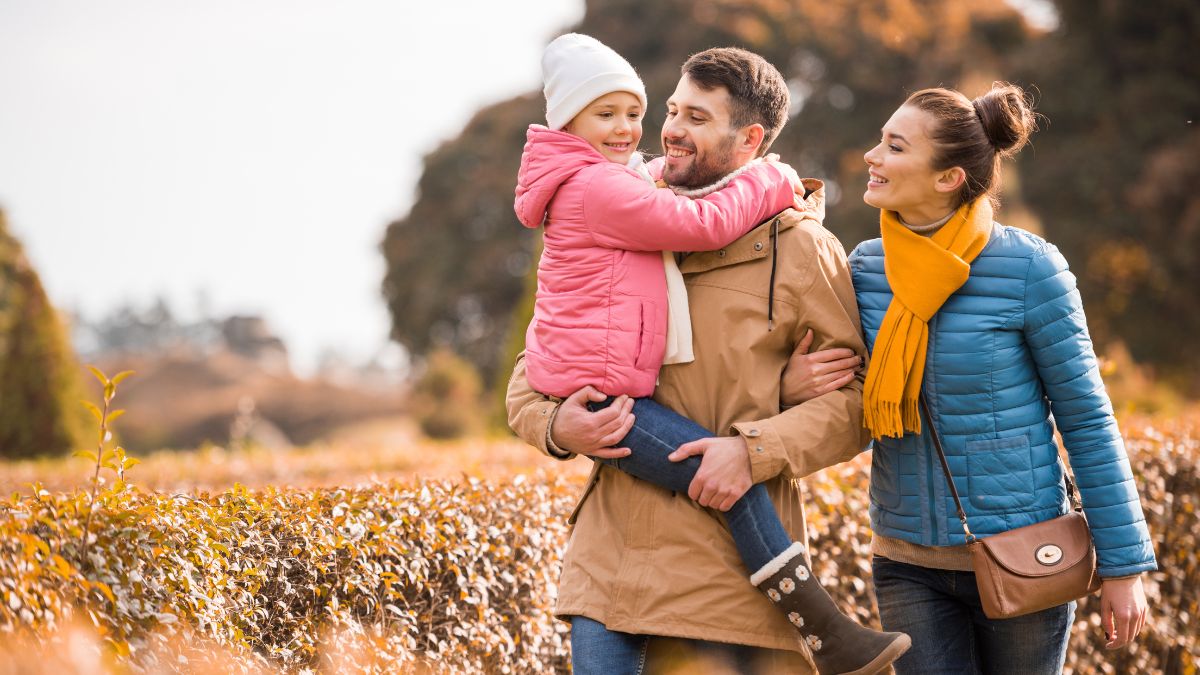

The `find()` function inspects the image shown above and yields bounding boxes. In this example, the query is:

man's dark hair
[681,47,790,155]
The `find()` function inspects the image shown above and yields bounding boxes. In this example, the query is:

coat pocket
[966,435,1036,511]
[633,299,659,370]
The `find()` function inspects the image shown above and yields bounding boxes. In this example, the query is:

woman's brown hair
[905,82,1038,207]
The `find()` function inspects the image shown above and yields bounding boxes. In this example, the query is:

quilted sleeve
[1022,245,1157,576]
[583,161,797,252]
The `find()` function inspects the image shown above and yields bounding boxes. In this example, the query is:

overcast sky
[0,0,583,374]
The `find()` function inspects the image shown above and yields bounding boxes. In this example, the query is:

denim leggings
[588,396,793,573]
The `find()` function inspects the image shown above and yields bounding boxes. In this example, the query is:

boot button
[717,249,726,258]
[746,429,761,437]
[754,242,763,251]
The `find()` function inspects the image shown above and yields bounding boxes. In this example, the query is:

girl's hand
[780,329,862,407]
[1099,575,1148,649]
[764,154,802,191]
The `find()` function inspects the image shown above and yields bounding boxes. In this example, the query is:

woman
[783,83,1157,673]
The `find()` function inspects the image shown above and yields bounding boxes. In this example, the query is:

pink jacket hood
[515,124,616,229]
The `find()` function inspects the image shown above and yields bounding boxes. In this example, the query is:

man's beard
[663,132,740,189]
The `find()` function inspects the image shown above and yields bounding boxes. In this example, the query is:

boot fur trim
[750,542,807,586]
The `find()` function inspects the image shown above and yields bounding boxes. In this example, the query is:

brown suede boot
[752,543,910,675]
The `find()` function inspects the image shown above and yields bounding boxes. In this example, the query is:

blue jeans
[571,615,768,675]
[871,556,1074,675]
[589,396,793,573]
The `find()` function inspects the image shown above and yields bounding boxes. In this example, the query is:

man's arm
[668,232,869,509]
[505,352,635,459]
[732,233,870,483]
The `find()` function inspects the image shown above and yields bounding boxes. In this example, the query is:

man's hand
[780,329,862,407]
[668,436,753,512]
[550,386,635,459]
[1099,575,1148,650]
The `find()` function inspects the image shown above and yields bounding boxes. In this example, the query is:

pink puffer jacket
[515,124,798,398]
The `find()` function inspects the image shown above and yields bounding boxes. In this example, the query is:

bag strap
[917,394,1085,544]
[917,394,976,543]
[1062,464,1083,511]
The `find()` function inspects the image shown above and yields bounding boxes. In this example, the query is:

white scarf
[629,153,694,365]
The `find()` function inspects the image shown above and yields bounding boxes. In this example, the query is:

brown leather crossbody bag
[920,397,1102,619]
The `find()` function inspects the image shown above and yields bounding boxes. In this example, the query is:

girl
[516,33,909,675]
[785,83,1156,673]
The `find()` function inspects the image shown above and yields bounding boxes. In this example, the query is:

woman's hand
[780,329,863,407]
[1099,575,1148,649]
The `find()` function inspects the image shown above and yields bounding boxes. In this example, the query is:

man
[508,47,868,673]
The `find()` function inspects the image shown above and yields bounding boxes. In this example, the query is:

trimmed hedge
[0,476,573,672]
[0,422,1197,673]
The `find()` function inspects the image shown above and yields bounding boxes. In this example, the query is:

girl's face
[564,91,643,164]
[863,104,960,223]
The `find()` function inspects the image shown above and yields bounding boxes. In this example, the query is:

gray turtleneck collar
[898,210,956,236]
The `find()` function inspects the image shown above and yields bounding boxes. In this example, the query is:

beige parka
[506,180,869,667]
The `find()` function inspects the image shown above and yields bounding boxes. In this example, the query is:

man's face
[661,75,742,188]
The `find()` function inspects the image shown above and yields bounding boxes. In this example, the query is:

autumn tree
[381,0,1200,392]
[1015,0,1200,390]
[0,210,89,458]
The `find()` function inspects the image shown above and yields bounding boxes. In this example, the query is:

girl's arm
[1020,244,1157,578]
[582,160,799,252]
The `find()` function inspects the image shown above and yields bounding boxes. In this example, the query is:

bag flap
[975,512,1093,578]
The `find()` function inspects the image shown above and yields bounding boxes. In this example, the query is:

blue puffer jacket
[850,223,1157,577]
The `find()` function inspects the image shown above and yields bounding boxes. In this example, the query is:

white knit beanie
[542,33,648,131]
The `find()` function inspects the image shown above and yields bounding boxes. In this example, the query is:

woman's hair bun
[972,82,1037,156]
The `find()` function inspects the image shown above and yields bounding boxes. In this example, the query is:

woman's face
[863,104,958,221]
[564,91,643,164]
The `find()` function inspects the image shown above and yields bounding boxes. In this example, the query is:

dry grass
[0,419,588,495]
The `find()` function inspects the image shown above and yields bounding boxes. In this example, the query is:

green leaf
[105,409,126,424]
[87,365,109,387]
[122,457,141,471]
[81,400,102,422]
[111,370,135,385]
[104,382,115,402]
[73,450,97,462]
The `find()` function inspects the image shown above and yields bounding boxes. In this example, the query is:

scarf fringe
[902,398,921,435]
[864,397,924,440]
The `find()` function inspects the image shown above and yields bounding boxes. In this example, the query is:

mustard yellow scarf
[863,198,993,439]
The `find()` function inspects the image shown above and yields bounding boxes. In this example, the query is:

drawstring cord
[768,217,779,331]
